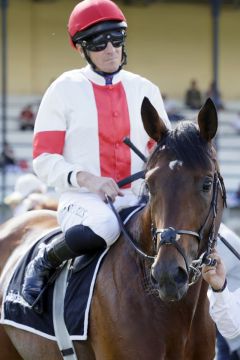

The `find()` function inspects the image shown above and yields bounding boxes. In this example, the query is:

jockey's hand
[202,248,226,291]
[76,171,124,202]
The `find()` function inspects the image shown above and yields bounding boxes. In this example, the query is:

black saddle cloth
[2,205,143,340]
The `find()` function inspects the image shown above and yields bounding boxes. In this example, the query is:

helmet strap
[82,46,127,79]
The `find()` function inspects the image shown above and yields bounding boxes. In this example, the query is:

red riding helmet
[68,0,127,49]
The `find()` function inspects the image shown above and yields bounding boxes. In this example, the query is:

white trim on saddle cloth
[123,204,145,225]
[65,248,109,341]
[0,206,142,342]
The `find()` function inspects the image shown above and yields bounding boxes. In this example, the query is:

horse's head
[141,97,226,302]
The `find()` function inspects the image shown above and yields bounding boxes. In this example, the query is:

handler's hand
[76,171,124,202]
[202,249,226,291]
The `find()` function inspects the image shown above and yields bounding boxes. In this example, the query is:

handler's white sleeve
[208,287,240,339]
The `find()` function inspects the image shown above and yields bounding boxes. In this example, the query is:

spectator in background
[162,93,184,122]
[205,81,225,110]
[4,173,58,216]
[19,104,36,131]
[0,142,19,172]
[225,184,240,209]
[236,185,240,203]
[231,111,240,135]
[0,143,30,173]
[184,79,202,110]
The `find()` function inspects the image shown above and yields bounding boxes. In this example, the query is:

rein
[117,170,145,188]
[107,198,155,260]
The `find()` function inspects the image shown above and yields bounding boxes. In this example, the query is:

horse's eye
[145,182,153,197]
[203,178,213,192]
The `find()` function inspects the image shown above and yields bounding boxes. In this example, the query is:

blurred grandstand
[122,0,240,5]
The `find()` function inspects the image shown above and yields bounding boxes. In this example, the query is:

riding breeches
[57,190,139,246]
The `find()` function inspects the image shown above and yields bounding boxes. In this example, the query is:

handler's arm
[202,249,240,339]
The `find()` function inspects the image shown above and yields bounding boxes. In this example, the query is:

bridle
[151,171,226,285]
[109,169,226,286]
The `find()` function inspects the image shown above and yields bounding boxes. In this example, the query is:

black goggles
[80,30,126,52]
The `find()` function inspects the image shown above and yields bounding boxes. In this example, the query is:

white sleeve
[208,287,240,339]
[33,154,81,191]
[33,81,81,191]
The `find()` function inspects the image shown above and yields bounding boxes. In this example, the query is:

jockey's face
[77,42,122,74]
[90,41,122,73]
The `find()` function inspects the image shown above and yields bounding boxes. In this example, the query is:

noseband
[152,227,200,273]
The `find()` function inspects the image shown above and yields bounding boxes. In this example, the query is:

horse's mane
[148,120,214,170]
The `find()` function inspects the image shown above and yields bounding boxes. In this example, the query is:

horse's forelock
[148,121,213,170]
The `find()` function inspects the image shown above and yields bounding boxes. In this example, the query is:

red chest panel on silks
[92,81,131,187]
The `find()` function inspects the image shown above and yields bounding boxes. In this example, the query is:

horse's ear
[197,98,218,141]
[141,97,168,142]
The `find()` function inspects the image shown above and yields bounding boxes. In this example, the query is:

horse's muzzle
[150,262,189,301]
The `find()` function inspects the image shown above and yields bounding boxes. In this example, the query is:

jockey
[22,0,170,308]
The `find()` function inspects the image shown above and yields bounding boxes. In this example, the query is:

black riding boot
[22,225,107,309]
[21,236,77,308]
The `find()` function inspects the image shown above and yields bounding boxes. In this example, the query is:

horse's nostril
[174,267,188,286]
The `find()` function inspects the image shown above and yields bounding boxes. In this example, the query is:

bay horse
[0,97,226,360]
